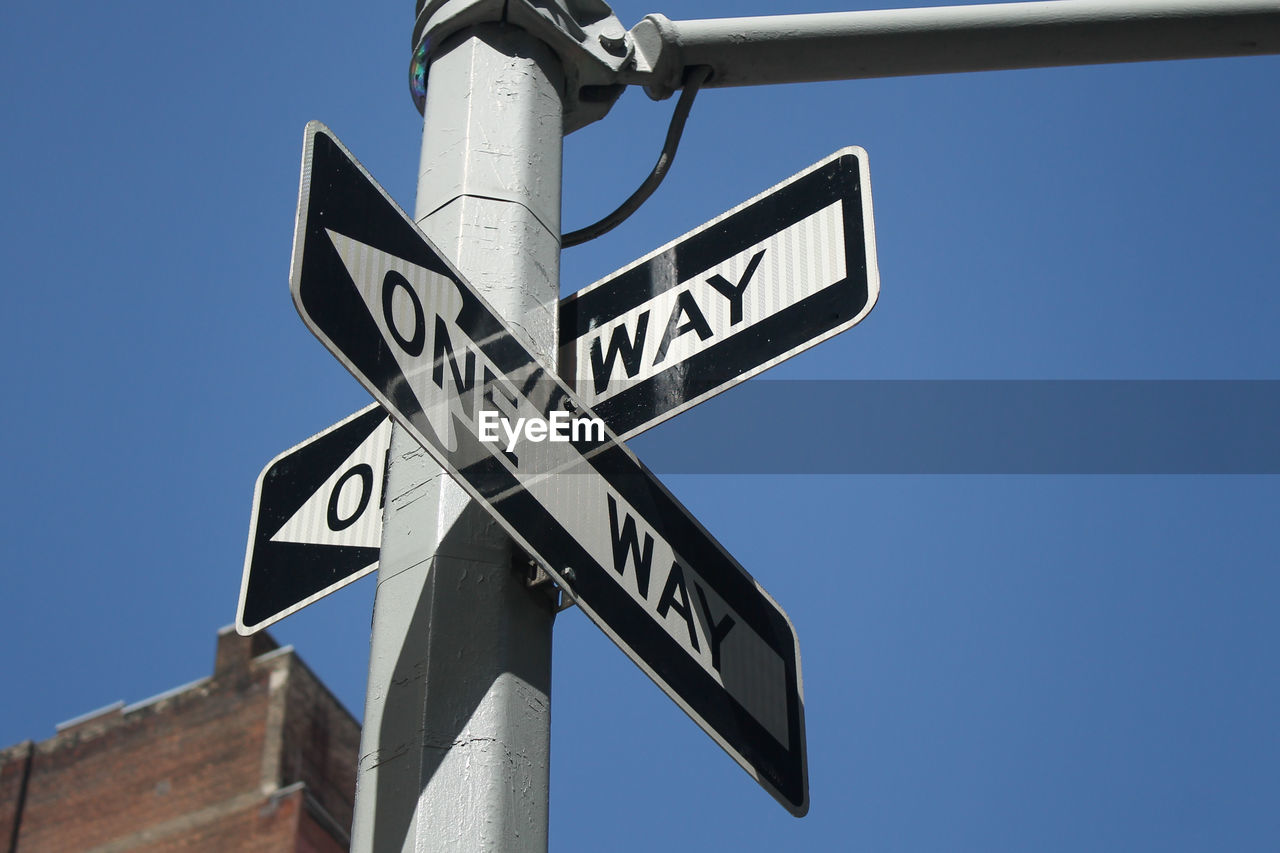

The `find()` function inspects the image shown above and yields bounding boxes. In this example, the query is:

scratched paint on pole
[290,122,807,815]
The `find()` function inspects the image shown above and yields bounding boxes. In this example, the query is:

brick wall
[0,741,33,850]
[0,629,358,853]
[280,657,361,838]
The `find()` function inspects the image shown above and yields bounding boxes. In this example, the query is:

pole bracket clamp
[411,0,639,133]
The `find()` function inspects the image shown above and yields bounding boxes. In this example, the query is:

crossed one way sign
[239,121,879,816]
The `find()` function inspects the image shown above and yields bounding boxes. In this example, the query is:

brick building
[0,628,359,852]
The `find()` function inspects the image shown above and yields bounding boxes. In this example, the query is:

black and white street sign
[236,403,391,634]
[247,148,877,626]
[290,121,808,815]
[561,147,878,440]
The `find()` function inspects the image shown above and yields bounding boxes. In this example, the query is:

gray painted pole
[350,23,564,853]
[632,0,1280,96]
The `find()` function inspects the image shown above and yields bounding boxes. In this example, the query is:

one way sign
[241,146,877,631]
[561,147,877,440]
[236,404,390,633]
[290,122,808,815]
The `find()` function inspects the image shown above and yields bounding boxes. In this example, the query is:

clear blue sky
[2,1,1277,850]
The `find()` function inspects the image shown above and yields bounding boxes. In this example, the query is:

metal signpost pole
[630,0,1280,96]
[299,1,1280,850]
[349,22,564,853]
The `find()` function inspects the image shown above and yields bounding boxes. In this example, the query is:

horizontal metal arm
[629,0,1280,98]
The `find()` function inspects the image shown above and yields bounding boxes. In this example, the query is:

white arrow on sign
[289,121,808,815]
[243,146,877,629]
[270,413,390,548]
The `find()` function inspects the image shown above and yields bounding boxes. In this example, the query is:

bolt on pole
[349,23,565,853]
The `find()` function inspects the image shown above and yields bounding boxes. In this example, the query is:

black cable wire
[561,65,714,248]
